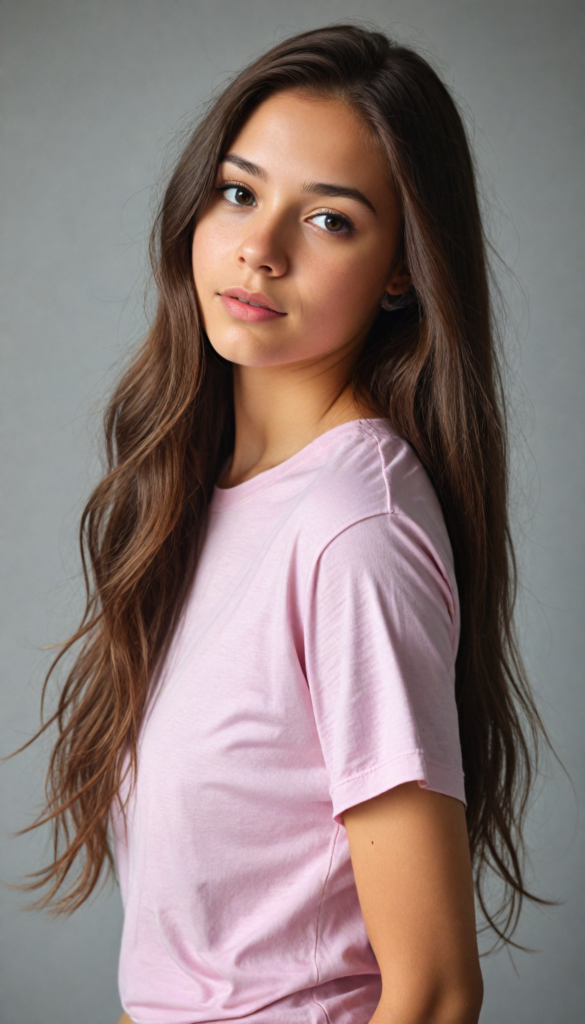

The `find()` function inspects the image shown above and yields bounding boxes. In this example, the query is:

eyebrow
[302,181,376,214]
[223,153,268,180]
[222,152,376,215]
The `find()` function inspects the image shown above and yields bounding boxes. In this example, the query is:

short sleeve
[304,512,466,823]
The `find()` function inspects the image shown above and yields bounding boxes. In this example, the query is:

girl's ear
[385,257,412,296]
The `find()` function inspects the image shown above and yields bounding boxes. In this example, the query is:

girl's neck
[220,360,377,489]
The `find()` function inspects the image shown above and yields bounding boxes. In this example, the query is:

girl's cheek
[194,212,227,261]
[312,259,365,314]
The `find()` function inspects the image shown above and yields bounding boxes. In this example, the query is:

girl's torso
[112,417,464,1024]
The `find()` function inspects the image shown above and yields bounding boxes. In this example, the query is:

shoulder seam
[302,509,459,651]
[302,511,391,627]
[358,420,392,514]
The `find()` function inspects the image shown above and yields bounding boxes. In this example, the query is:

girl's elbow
[375,970,484,1024]
[436,976,484,1024]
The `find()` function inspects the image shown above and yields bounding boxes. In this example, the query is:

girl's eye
[219,184,256,207]
[309,212,353,234]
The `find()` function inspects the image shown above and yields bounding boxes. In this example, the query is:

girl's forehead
[226,90,392,198]
[233,90,374,154]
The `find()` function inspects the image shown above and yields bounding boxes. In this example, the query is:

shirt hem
[331,749,466,823]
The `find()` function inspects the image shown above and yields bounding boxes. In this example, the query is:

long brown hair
[16,24,554,949]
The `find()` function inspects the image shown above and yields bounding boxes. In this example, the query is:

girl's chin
[207,335,315,369]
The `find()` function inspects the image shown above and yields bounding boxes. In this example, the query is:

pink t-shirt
[112,417,466,1024]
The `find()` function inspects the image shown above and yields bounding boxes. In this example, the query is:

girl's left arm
[343,781,483,1024]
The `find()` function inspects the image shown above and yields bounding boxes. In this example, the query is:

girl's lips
[219,294,286,323]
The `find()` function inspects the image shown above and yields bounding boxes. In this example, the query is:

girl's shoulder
[302,417,450,563]
[298,417,460,659]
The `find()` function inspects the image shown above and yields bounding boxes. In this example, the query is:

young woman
[21,23,552,1024]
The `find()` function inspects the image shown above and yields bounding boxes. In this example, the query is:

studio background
[1,2,583,1022]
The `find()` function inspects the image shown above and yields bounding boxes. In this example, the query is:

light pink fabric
[112,417,465,1024]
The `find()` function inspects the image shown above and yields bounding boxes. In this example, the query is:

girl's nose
[236,213,289,277]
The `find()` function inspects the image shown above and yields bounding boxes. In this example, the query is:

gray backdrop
[1,1,583,1022]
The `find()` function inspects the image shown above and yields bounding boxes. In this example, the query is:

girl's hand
[343,781,483,1024]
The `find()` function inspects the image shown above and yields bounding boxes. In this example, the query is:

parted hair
[18,23,553,949]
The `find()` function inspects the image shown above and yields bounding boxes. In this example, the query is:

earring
[381,289,416,311]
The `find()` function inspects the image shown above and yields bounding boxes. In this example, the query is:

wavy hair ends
[15,23,555,947]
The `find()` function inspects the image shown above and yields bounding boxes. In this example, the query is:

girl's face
[192,89,409,369]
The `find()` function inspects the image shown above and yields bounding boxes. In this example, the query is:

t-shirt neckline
[211,417,389,511]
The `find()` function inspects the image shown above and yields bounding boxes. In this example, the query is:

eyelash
[216,180,355,235]
[216,181,255,205]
